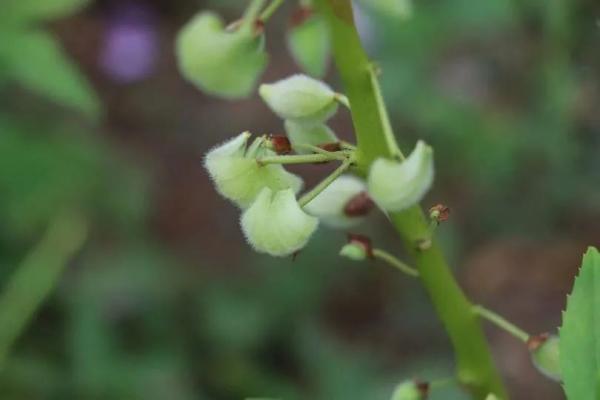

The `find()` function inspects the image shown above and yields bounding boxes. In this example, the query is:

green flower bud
[339,243,368,261]
[287,7,330,77]
[284,120,338,154]
[241,188,319,257]
[259,75,339,123]
[485,395,500,400]
[390,380,428,400]
[367,141,434,212]
[304,175,369,228]
[528,333,561,381]
[204,132,303,208]
[176,11,268,99]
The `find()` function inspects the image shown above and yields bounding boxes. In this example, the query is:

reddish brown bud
[318,142,342,152]
[415,380,430,396]
[344,191,375,217]
[290,6,314,28]
[429,204,450,222]
[269,135,292,154]
[347,233,373,258]
[527,332,550,351]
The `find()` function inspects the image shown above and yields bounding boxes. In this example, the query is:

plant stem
[243,0,267,31]
[260,0,285,22]
[293,143,348,159]
[472,305,530,343]
[298,158,353,207]
[315,1,507,398]
[0,212,88,370]
[372,248,419,277]
[257,151,346,165]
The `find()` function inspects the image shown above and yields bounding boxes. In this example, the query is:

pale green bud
[367,141,434,212]
[204,132,303,208]
[390,380,428,400]
[284,120,338,154]
[485,395,500,400]
[241,188,319,257]
[304,175,369,228]
[529,334,561,381]
[339,243,368,261]
[176,12,268,99]
[259,75,339,123]
[287,10,330,77]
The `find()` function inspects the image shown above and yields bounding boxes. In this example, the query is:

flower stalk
[314,0,507,398]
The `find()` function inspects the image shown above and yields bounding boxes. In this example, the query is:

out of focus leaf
[2,0,90,26]
[560,247,600,400]
[0,213,88,369]
[287,13,330,77]
[0,30,100,118]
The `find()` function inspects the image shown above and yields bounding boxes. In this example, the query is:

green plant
[176,1,595,399]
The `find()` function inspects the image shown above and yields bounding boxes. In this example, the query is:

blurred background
[0,0,599,399]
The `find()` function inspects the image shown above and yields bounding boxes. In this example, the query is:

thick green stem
[315,1,507,398]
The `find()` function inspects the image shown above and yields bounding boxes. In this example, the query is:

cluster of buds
[201,72,435,257]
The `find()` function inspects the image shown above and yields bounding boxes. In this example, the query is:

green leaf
[1,30,100,118]
[2,0,90,26]
[560,247,600,400]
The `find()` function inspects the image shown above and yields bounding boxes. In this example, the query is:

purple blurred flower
[100,1,159,84]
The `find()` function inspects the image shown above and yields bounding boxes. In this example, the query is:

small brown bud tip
[318,142,342,152]
[344,191,375,217]
[429,204,450,222]
[415,380,430,396]
[290,6,314,27]
[527,332,550,351]
[347,233,374,258]
[269,135,292,154]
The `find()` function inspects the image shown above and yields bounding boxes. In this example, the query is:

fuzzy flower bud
[176,12,267,99]
[259,75,340,123]
[367,141,434,212]
[204,132,303,208]
[485,395,500,400]
[304,175,371,228]
[241,188,319,257]
[528,333,561,381]
[390,380,429,400]
[284,120,338,154]
[287,7,330,77]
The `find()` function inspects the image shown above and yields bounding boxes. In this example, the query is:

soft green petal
[287,14,330,77]
[304,175,367,228]
[204,133,303,208]
[259,74,338,123]
[176,12,267,99]
[285,120,338,154]
[367,141,434,212]
[241,188,318,257]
